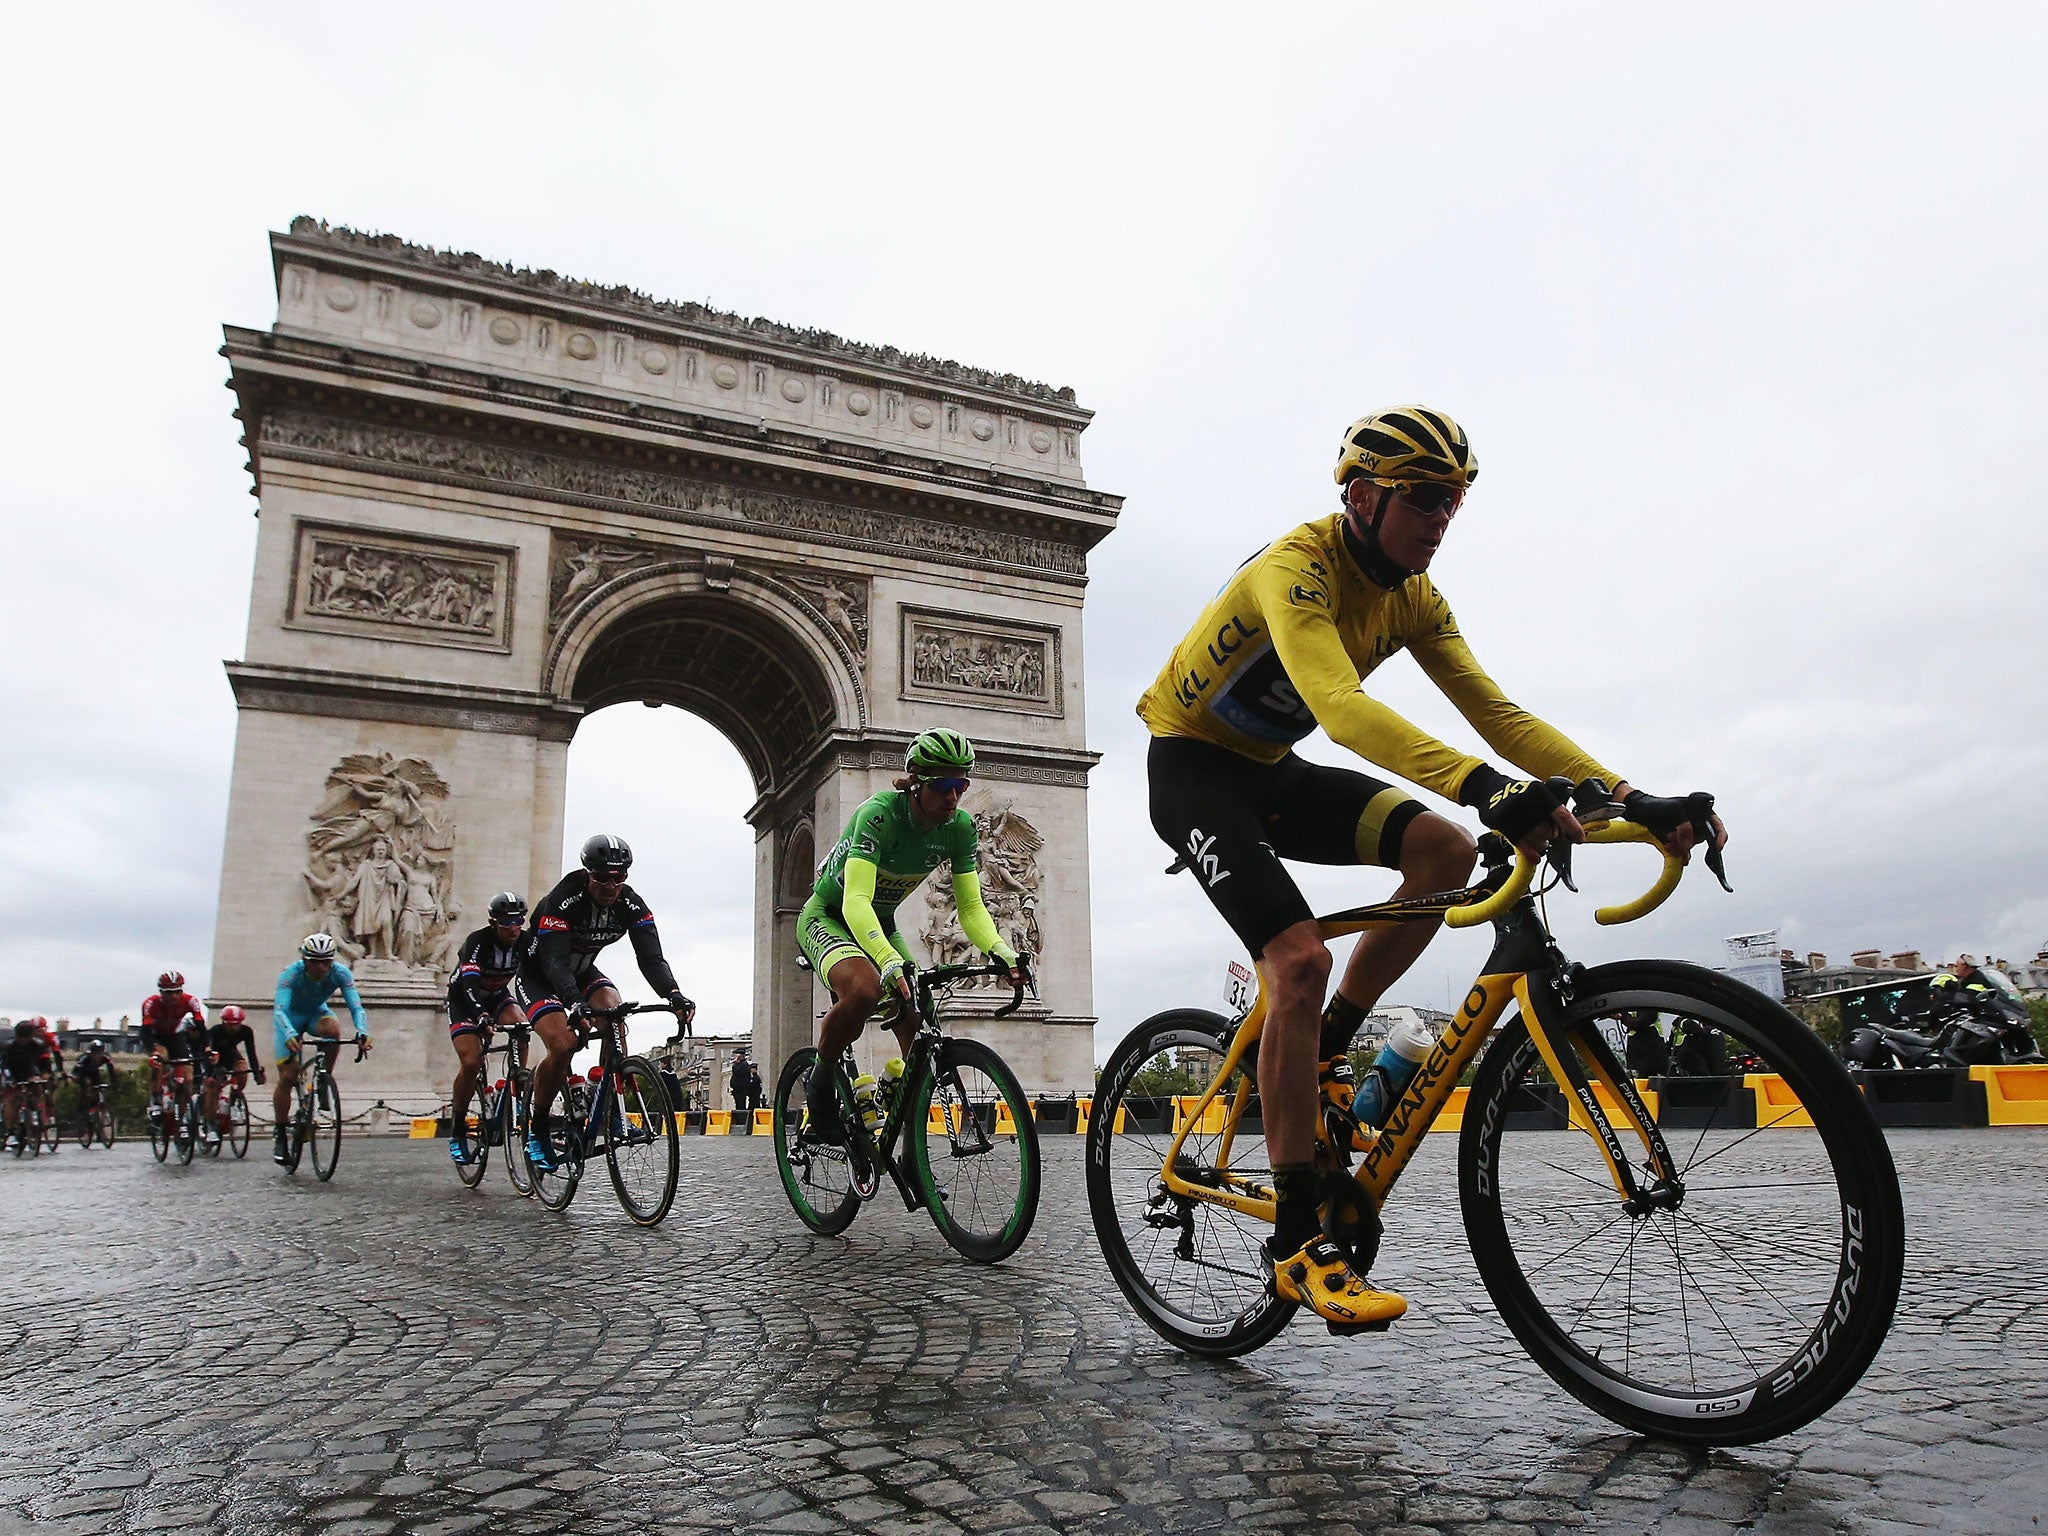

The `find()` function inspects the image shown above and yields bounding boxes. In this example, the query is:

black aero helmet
[580,834,633,877]
[487,891,528,924]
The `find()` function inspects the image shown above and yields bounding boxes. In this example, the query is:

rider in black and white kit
[517,835,694,1171]
[445,891,534,1165]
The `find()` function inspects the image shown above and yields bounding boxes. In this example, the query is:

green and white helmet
[906,728,975,776]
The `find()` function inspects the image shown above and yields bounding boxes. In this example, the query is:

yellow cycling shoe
[1269,1237,1407,1334]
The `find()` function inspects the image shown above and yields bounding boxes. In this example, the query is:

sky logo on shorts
[1185,830,1231,888]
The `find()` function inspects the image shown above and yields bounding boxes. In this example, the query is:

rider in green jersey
[798,728,1024,1138]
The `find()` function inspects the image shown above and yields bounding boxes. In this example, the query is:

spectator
[745,1058,763,1114]
[657,1061,684,1115]
[729,1049,752,1114]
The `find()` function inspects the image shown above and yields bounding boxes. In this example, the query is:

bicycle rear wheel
[908,1038,1040,1263]
[532,1081,588,1211]
[309,1074,342,1181]
[1459,959,1905,1446]
[504,1068,536,1198]
[226,1090,250,1158]
[1086,1009,1296,1356]
[772,1049,862,1236]
[604,1057,678,1225]
[455,1072,491,1189]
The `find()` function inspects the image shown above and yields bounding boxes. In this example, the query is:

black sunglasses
[1389,481,1464,517]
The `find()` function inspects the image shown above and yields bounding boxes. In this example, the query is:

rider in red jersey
[141,971,206,1108]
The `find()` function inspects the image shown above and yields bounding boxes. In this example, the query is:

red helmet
[158,970,185,991]
[30,1016,52,1036]
[220,1005,247,1025]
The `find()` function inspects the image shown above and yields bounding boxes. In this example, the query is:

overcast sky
[3,5,2042,1050]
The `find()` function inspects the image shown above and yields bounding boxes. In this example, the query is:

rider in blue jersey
[270,932,374,1164]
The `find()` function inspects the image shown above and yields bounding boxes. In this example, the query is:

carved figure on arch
[917,794,1046,987]
[302,752,460,972]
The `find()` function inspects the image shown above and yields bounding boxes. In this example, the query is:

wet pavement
[1,1125,2043,1534]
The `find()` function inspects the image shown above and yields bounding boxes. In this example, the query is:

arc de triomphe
[208,219,1120,1115]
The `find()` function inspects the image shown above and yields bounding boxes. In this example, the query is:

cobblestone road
[2,1127,2043,1535]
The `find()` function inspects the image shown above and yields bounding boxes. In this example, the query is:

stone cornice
[250,406,1096,586]
[274,219,1087,416]
[223,328,1121,537]
[225,662,587,742]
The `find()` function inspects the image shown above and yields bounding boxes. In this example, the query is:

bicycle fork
[1514,966,1683,1213]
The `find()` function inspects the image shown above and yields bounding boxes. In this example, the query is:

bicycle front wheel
[173,1095,197,1165]
[226,1091,250,1158]
[532,1082,587,1211]
[907,1038,1040,1263]
[75,1105,95,1150]
[504,1068,536,1198]
[772,1049,862,1236]
[309,1075,342,1181]
[1086,1010,1296,1357]
[148,1097,169,1162]
[603,1057,678,1226]
[1459,959,1905,1446]
[455,1074,491,1189]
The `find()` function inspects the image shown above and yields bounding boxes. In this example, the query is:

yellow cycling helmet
[1334,406,1478,488]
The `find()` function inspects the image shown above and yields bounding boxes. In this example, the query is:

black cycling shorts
[518,963,614,1023]
[149,1033,194,1064]
[1147,735,1428,958]
[448,979,529,1038]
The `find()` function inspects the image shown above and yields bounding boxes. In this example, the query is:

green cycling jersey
[805,790,1016,981]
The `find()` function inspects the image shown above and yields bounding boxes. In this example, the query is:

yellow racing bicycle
[1086,784,1904,1445]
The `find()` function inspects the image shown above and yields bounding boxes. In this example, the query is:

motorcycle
[1842,968,2043,1070]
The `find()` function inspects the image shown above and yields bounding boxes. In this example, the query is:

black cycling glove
[1458,766,1564,845]
[1621,789,1710,843]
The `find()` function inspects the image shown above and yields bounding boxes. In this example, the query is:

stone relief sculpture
[789,573,869,660]
[918,797,1045,985]
[305,537,499,635]
[303,753,460,973]
[910,623,1049,701]
[549,537,651,630]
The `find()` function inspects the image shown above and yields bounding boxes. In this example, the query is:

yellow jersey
[1135,513,1616,801]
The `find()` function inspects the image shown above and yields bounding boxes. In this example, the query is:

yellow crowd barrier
[705,1110,731,1135]
[409,1117,438,1139]
[753,1109,775,1133]
[1745,1074,1814,1129]
[1971,1062,2048,1125]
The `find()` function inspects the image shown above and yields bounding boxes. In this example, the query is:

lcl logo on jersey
[1185,830,1231,887]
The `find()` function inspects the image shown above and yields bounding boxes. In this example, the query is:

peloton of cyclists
[270,934,373,1166]
[2,1019,60,1145]
[445,891,535,1166]
[519,836,694,1174]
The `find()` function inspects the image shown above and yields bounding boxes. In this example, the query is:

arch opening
[567,592,841,798]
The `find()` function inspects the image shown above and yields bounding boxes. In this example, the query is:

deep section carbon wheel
[603,1057,678,1226]
[772,1048,862,1237]
[1459,959,1904,1445]
[908,1038,1041,1263]
[1086,1009,1296,1357]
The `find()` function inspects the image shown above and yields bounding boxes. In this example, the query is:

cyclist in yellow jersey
[1138,405,1727,1330]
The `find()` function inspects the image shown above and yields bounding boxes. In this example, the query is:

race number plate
[1224,960,1255,1018]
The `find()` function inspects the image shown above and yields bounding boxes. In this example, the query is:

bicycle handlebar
[1443,819,1690,930]
[917,955,1035,1019]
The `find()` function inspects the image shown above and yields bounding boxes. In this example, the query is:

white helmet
[300,933,339,960]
